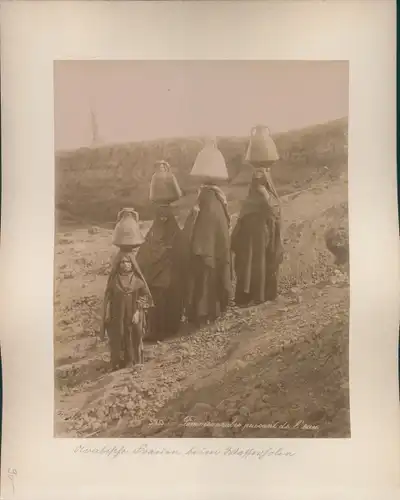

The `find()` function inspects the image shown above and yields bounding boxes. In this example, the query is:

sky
[54,60,348,152]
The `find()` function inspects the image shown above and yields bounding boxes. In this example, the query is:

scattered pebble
[55,192,350,439]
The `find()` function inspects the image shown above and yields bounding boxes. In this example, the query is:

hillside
[55,117,348,229]
[54,175,350,438]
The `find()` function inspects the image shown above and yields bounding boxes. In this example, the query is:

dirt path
[55,278,349,438]
[54,179,350,439]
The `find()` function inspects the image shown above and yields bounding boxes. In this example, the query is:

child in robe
[100,246,153,371]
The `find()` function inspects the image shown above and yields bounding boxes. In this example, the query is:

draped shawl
[136,205,183,289]
[231,169,283,302]
[183,184,231,269]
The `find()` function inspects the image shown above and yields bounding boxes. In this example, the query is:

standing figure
[232,125,283,306]
[182,139,232,326]
[136,160,184,341]
[136,204,185,340]
[100,208,153,371]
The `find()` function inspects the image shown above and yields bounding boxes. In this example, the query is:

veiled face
[254,167,265,180]
[252,161,272,172]
[156,205,171,222]
[156,162,169,174]
[119,256,133,274]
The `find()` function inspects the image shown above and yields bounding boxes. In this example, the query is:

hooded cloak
[136,205,185,339]
[182,184,232,324]
[231,168,283,306]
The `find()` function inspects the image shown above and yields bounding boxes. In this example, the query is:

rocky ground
[54,177,350,439]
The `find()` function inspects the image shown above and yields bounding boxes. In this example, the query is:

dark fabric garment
[182,185,232,325]
[145,286,181,339]
[250,162,281,200]
[231,171,283,306]
[103,250,151,368]
[106,250,153,302]
[136,206,184,339]
[191,185,231,267]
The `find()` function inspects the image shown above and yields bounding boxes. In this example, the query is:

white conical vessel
[190,138,229,180]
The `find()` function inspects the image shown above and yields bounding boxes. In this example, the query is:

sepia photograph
[54,60,350,439]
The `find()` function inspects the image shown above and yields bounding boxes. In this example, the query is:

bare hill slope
[55,117,348,228]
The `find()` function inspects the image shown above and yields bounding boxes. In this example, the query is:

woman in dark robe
[182,183,232,326]
[136,204,185,340]
[101,249,153,370]
[231,166,284,307]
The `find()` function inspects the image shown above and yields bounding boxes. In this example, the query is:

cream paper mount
[0,1,399,500]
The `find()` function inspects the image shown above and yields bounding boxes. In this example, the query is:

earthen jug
[149,161,182,204]
[245,125,279,163]
[112,208,144,248]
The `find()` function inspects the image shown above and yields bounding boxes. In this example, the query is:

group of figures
[100,126,284,371]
